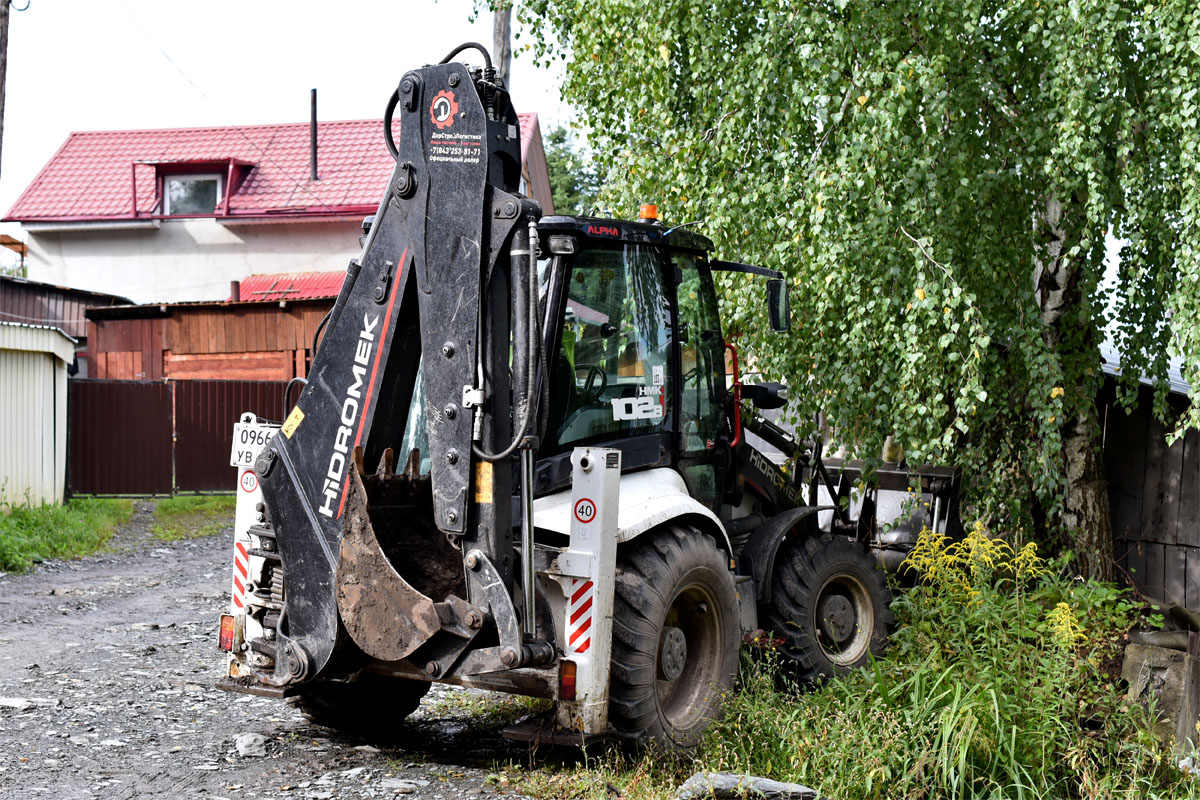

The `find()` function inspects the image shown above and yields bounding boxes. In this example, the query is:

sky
[0,0,568,246]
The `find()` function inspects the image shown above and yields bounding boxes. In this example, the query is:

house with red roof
[4,114,554,304]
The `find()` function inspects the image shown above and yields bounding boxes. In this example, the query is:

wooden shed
[0,275,130,376]
[0,322,74,505]
[1101,362,1198,606]
[86,297,332,381]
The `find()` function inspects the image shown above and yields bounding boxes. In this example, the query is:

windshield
[543,244,673,452]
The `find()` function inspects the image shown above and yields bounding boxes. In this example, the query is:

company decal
[586,225,620,237]
[748,447,801,506]
[318,313,380,518]
[611,385,665,421]
[430,90,459,130]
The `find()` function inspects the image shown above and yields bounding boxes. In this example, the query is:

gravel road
[0,502,545,800]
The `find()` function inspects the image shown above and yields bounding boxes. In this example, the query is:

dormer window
[164,173,224,216]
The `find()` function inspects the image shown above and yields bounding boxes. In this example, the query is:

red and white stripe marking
[566,578,594,654]
[231,540,249,610]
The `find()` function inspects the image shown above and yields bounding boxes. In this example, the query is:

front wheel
[287,672,430,737]
[765,534,893,683]
[608,524,740,750]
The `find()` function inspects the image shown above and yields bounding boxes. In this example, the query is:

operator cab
[534,206,781,511]
[397,205,788,513]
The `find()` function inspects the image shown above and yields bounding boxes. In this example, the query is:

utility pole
[493,3,511,90]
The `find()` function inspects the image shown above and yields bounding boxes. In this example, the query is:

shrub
[0,498,133,573]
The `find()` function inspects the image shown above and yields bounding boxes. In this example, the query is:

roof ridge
[61,119,388,137]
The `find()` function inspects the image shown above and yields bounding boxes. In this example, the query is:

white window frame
[163,173,224,216]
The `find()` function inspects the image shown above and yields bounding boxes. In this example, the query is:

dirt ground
[0,501,550,800]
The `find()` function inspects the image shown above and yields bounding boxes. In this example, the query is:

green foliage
[521,0,1200,541]
[505,527,1188,799]
[695,527,1181,798]
[0,499,133,573]
[543,125,601,215]
[151,494,234,541]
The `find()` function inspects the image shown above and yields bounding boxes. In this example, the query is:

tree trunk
[493,4,512,90]
[1033,196,1114,580]
[0,0,10,184]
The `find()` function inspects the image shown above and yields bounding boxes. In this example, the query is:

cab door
[673,254,728,510]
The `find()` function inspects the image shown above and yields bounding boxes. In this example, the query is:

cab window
[545,245,673,450]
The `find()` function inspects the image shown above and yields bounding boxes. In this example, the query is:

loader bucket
[336,447,467,661]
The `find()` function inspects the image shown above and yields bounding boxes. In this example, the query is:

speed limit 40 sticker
[574,498,596,524]
[240,470,259,493]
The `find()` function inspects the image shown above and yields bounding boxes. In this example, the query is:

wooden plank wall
[0,279,124,340]
[90,301,331,382]
[1104,380,1199,606]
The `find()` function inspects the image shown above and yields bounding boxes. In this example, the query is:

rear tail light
[559,660,577,701]
[219,614,235,651]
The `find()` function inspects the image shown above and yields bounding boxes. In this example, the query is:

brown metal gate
[69,380,174,495]
[68,379,288,496]
[176,380,286,492]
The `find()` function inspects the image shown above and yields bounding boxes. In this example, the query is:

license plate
[230,422,278,468]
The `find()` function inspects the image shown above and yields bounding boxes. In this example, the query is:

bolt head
[447,510,458,524]
[400,79,413,94]
[465,610,482,629]
[442,342,456,358]
[446,449,459,465]
[425,661,439,676]
[449,73,460,87]
[443,404,458,420]
[504,201,517,216]
[501,648,519,667]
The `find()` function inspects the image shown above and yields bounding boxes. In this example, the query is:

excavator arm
[252,45,543,685]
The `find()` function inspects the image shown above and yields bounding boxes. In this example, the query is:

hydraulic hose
[439,42,493,69]
[472,218,542,462]
[383,90,400,161]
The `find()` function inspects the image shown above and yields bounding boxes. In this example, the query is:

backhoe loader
[217,43,958,749]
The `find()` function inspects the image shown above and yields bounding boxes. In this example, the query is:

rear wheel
[288,672,429,736]
[765,534,892,682]
[609,524,740,750]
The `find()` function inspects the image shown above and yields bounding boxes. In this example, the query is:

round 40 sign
[573,498,596,524]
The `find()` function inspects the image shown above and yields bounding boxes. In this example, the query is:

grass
[0,498,133,573]
[424,688,551,730]
[501,525,1198,800]
[151,494,235,541]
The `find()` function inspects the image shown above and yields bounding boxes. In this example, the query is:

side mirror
[742,381,789,410]
[767,278,790,332]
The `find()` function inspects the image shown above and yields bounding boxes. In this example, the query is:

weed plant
[506,524,1193,800]
[0,498,133,572]
[702,524,1190,799]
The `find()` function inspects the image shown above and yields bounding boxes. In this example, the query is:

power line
[118,3,337,214]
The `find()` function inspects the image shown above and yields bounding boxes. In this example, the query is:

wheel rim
[813,571,874,666]
[655,580,724,733]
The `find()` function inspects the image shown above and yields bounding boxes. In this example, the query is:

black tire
[765,534,893,683]
[609,524,740,750]
[288,672,430,736]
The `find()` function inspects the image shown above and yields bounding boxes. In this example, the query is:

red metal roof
[5,113,539,223]
[232,271,345,302]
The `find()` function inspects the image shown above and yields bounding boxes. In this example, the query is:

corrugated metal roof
[0,321,78,363]
[1100,342,1190,395]
[232,271,345,302]
[5,113,540,223]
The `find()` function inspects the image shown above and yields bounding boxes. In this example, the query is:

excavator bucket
[336,447,467,661]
